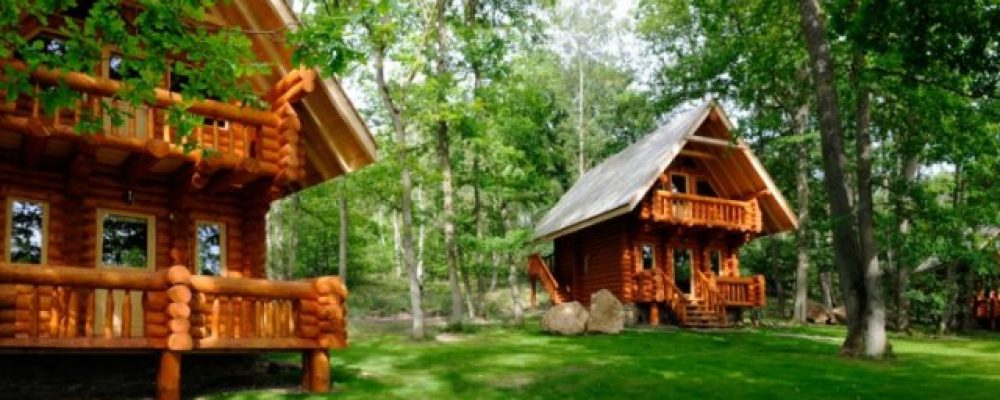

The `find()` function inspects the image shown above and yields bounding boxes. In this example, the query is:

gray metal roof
[533,99,798,241]
[534,101,713,241]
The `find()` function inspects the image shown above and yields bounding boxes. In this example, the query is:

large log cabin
[0,1,376,399]
[528,100,796,328]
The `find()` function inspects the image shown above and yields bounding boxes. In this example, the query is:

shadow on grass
[208,321,1000,400]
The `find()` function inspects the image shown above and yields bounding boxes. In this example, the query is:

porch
[0,262,346,399]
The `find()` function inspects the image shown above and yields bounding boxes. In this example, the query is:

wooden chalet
[0,1,376,399]
[528,100,796,328]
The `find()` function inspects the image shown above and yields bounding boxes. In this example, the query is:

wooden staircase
[527,254,569,305]
[680,300,728,328]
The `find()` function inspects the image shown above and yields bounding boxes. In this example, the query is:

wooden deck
[0,262,346,397]
[640,191,763,233]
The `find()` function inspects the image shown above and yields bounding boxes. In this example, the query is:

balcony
[641,190,762,233]
[0,61,304,182]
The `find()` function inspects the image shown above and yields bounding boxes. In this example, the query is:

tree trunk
[373,43,423,339]
[433,0,464,326]
[792,104,811,323]
[797,0,867,356]
[853,51,888,358]
[338,180,349,283]
[502,204,523,324]
[893,153,920,331]
[576,42,586,178]
[820,270,834,309]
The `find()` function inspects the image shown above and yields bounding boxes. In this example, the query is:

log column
[157,350,182,400]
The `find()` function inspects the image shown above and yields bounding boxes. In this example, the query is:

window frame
[95,209,156,271]
[5,197,50,265]
[194,220,227,277]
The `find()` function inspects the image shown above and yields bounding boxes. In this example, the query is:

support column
[308,349,330,392]
[650,304,660,326]
[157,351,181,400]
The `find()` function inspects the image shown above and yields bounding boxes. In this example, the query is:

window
[696,179,717,197]
[641,244,655,270]
[7,199,47,264]
[709,249,722,275]
[195,222,225,276]
[670,174,688,194]
[99,211,154,269]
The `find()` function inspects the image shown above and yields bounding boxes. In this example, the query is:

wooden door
[94,210,155,337]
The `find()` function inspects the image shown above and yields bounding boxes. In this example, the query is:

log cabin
[0,1,375,399]
[528,100,796,328]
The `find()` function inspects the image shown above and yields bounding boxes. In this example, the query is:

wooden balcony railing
[0,262,346,351]
[717,275,766,308]
[0,60,283,171]
[643,191,762,233]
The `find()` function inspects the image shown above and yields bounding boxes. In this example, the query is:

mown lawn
[211,322,1000,400]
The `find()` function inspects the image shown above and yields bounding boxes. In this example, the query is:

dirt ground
[0,352,302,399]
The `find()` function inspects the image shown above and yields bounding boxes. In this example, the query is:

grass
[211,321,1000,400]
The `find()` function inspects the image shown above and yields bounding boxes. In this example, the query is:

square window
[196,222,225,276]
[7,200,47,264]
[100,212,152,269]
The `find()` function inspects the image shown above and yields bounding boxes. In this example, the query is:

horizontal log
[0,263,169,291]
[167,333,193,351]
[195,337,319,350]
[2,60,280,128]
[0,337,164,349]
[189,276,317,300]
[145,324,170,338]
[166,303,191,319]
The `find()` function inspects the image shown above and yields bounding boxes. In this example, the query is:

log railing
[645,191,762,233]
[527,254,565,305]
[717,275,766,308]
[0,262,346,351]
[0,60,282,169]
[631,269,687,324]
[693,268,726,319]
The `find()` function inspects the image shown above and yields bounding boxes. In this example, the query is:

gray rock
[587,289,624,334]
[541,301,589,335]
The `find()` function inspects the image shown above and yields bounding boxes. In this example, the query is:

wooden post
[308,349,330,392]
[301,350,313,391]
[530,279,537,309]
[157,351,181,400]
[650,303,660,326]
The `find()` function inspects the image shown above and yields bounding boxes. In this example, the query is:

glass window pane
[197,223,223,276]
[101,214,149,268]
[670,175,687,193]
[9,201,44,264]
[641,244,655,270]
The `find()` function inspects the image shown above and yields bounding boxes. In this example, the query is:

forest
[0,0,997,381]
[253,0,1000,358]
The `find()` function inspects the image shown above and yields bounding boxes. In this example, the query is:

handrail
[189,275,324,300]
[527,254,563,304]
[0,262,169,291]
[693,268,726,319]
[1,60,279,127]
[649,191,761,232]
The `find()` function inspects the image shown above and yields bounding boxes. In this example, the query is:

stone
[541,301,589,335]
[806,300,833,324]
[587,289,624,334]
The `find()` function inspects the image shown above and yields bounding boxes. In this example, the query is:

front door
[95,210,155,337]
[674,248,693,295]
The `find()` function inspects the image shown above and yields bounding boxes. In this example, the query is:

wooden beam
[122,152,159,185]
[678,149,715,160]
[686,135,743,148]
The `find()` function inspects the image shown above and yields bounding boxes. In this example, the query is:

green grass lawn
[211,321,1000,400]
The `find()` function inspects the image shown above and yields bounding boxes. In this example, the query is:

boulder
[542,301,589,335]
[806,300,833,324]
[587,289,624,334]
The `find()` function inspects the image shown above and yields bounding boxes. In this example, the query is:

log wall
[0,156,270,338]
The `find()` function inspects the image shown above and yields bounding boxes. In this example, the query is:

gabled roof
[534,100,797,241]
[211,0,377,187]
